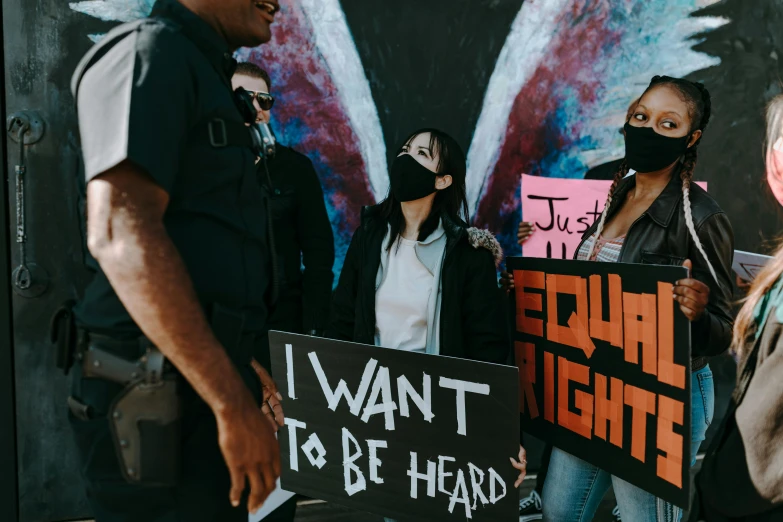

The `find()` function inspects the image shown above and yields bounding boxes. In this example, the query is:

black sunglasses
[246,90,275,111]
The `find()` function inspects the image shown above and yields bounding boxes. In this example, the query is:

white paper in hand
[248,479,296,521]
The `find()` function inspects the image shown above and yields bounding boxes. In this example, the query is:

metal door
[0,0,107,520]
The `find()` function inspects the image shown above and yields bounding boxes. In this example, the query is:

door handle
[6,111,49,298]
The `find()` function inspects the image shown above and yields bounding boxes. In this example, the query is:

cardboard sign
[733,250,773,282]
[521,174,707,259]
[269,332,520,521]
[508,258,691,508]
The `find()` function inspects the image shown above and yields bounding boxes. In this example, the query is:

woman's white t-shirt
[374,237,433,353]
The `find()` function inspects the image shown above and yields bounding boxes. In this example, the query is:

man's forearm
[96,225,252,413]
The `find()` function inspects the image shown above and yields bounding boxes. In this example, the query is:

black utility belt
[70,332,181,488]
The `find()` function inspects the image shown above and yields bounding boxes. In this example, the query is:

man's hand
[216,397,282,514]
[673,259,711,322]
[251,358,285,430]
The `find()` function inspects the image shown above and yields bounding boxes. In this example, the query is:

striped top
[577,233,625,263]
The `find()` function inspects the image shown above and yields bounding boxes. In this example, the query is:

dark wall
[694,0,783,253]
[340,0,525,164]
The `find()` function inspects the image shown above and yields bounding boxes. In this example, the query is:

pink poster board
[520,174,707,259]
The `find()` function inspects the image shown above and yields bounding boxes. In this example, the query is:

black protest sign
[269,332,520,521]
[508,257,691,508]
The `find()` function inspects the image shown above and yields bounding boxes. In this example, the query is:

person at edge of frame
[502,76,734,522]
[686,95,783,522]
[512,96,641,522]
[327,128,529,522]
[64,1,288,521]
[230,61,335,522]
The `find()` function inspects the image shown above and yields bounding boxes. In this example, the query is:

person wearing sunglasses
[236,67,276,123]
[231,62,335,521]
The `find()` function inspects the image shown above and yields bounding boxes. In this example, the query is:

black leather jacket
[575,171,735,363]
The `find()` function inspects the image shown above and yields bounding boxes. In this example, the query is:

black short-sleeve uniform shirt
[72,0,270,334]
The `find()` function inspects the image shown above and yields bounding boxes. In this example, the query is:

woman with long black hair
[328,129,528,509]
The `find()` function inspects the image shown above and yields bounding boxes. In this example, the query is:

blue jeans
[542,365,714,522]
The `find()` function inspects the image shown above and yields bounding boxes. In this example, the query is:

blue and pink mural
[69,0,729,276]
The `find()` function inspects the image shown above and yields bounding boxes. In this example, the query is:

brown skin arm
[86,161,280,513]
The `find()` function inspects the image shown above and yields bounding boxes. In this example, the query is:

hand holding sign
[216,393,282,513]
[510,445,527,488]
[517,222,536,244]
[509,257,692,508]
[672,260,711,322]
[499,269,514,294]
[271,333,520,521]
[252,358,286,430]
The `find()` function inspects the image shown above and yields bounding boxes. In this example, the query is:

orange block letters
[594,372,624,448]
[547,274,596,358]
[657,395,685,488]
[516,270,545,337]
[557,357,593,440]
[657,282,686,389]
[624,384,656,463]
[589,274,624,348]
[623,292,658,376]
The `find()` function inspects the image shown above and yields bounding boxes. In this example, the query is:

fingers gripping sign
[672,260,710,322]
[252,358,286,430]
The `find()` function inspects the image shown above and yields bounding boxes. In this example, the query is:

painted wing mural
[467,0,728,255]
[70,0,728,274]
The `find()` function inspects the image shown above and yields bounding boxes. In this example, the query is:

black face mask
[390,154,438,202]
[624,123,691,173]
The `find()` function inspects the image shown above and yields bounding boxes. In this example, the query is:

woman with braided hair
[540,76,735,522]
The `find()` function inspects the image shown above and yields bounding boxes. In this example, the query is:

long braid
[678,80,719,284]
[586,160,630,260]
[680,148,718,282]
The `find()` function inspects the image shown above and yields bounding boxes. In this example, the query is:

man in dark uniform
[68,0,285,520]
[230,61,335,522]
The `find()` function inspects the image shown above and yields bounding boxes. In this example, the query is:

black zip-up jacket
[327,206,509,364]
[575,170,735,362]
[260,145,334,334]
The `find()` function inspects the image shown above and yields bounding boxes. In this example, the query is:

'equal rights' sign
[269,332,520,522]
